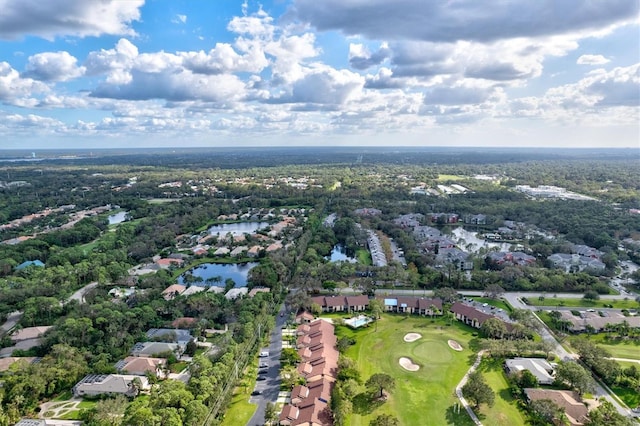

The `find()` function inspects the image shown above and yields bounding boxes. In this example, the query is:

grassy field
[524,297,638,310]
[220,365,259,426]
[573,334,640,360]
[356,248,372,265]
[437,174,467,182]
[611,385,640,409]
[338,314,491,426]
[220,385,257,426]
[57,400,96,420]
[476,358,527,426]
[468,297,513,312]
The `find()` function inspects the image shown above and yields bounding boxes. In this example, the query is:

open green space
[469,297,513,312]
[524,298,637,309]
[337,314,485,426]
[616,361,640,372]
[220,368,259,426]
[611,386,640,410]
[437,174,467,182]
[220,387,257,426]
[52,391,73,402]
[355,248,372,265]
[168,361,189,373]
[574,335,640,360]
[47,399,97,421]
[477,358,527,426]
[77,240,100,255]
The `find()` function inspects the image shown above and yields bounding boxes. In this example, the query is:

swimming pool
[344,315,373,328]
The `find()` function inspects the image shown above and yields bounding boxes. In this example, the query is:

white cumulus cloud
[24,51,85,82]
[0,0,144,40]
[577,54,610,65]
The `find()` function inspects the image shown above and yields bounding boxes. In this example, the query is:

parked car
[256,376,267,381]
[251,390,263,396]
[259,362,268,368]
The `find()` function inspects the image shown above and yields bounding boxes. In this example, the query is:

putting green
[408,340,453,364]
[340,315,478,426]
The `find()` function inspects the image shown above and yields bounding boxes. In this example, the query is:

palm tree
[429,304,437,319]
[445,311,455,325]
[369,299,384,331]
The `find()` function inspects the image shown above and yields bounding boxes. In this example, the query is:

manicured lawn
[339,314,479,426]
[525,298,639,309]
[611,386,640,409]
[611,360,640,408]
[77,239,99,255]
[169,361,189,373]
[617,361,640,370]
[356,249,372,265]
[469,297,513,312]
[437,174,467,181]
[576,334,640,360]
[52,400,97,420]
[52,391,73,401]
[476,358,527,426]
[220,384,257,426]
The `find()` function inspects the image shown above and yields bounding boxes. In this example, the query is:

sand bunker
[448,339,463,351]
[403,333,422,342]
[399,357,420,371]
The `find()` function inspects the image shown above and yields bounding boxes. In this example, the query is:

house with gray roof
[548,253,605,273]
[225,287,248,299]
[146,328,193,344]
[436,248,473,270]
[73,374,149,397]
[130,341,183,357]
[505,358,555,385]
[487,251,536,267]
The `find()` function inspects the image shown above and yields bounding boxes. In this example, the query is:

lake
[450,227,513,253]
[208,221,269,237]
[108,211,128,225]
[327,244,357,263]
[177,262,258,287]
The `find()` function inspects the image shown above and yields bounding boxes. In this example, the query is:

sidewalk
[455,350,486,426]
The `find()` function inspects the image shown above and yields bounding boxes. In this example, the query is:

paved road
[66,281,98,304]
[0,281,97,350]
[0,311,22,335]
[344,287,635,301]
[610,358,640,364]
[356,288,637,419]
[503,293,634,418]
[247,305,287,426]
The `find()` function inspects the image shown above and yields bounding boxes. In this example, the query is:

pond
[108,211,128,225]
[327,244,357,263]
[177,262,258,287]
[208,221,269,237]
[450,227,513,253]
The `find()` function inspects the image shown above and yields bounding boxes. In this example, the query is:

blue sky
[0,0,638,149]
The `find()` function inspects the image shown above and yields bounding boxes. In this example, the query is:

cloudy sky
[0,0,638,149]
